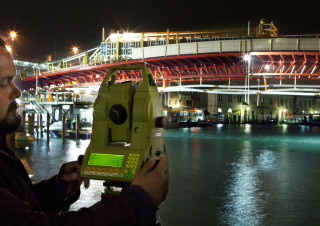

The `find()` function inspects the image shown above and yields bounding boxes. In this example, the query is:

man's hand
[132,156,169,206]
[57,161,83,198]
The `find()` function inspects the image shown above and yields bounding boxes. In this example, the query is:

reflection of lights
[264,64,270,70]
[217,123,223,128]
[284,109,287,112]
[282,124,288,133]
[221,147,265,225]
[244,124,251,133]
[246,107,250,111]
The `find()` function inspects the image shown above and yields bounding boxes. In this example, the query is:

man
[0,38,169,225]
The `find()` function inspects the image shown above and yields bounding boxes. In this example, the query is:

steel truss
[16,52,320,93]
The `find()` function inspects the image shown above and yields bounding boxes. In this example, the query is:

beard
[0,101,21,135]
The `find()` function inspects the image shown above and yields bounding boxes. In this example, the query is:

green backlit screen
[88,153,124,167]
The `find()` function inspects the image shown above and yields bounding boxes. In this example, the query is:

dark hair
[0,37,6,48]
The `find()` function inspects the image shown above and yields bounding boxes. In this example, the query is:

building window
[238,95,242,103]
[252,96,257,103]
[228,95,232,102]
[280,98,283,106]
[218,94,223,101]
[261,97,265,104]
[269,97,274,105]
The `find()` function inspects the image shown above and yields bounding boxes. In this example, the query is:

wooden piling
[22,111,26,129]
[47,113,50,143]
[76,114,80,139]
[28,114,31,134]
[36,114,39,140]
[62,114,66,142]
[40,114,43,137]
[28,113,35,135]
[6,132,15,150]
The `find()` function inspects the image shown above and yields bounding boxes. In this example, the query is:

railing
[19,92,48,114]
[19,91,96,105]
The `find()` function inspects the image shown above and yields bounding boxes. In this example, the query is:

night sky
[1,0,319,61]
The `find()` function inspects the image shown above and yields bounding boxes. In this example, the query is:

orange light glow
[10,31,17,41]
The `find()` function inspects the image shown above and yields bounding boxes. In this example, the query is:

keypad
[83,153,140,179]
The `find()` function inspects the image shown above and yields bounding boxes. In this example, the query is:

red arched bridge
[14,28,320,96]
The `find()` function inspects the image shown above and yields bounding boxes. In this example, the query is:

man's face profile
[0,46,21,135]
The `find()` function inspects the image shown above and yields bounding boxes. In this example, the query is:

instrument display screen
[88,153,124,167]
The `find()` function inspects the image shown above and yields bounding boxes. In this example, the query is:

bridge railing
[19,90,96,105]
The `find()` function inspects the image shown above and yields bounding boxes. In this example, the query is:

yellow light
[109,32,141,42]
[10,31,17,41]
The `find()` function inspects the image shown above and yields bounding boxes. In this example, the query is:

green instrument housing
[80,66,165,185]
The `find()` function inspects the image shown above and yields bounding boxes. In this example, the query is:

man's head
[0,38,21,135]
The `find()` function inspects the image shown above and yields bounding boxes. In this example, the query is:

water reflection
[281,124,288,133]
[220,148,278,225]
[221,137,263,225]
[14,125,320,225]
[244,124,251,134]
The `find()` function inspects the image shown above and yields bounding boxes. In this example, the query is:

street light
[72,46,79,55]
[9,31,17,41]
[244,54,251,104]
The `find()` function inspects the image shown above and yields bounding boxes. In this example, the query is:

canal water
[14,124,320,225]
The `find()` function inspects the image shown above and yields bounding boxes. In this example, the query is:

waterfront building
[161,87,320,124]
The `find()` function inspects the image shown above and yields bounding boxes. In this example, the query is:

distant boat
[179,120,213,127]
[48,121,91,139]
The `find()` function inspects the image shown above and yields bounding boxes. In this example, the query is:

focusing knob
[109,104,127,125]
